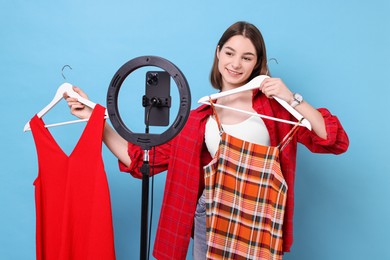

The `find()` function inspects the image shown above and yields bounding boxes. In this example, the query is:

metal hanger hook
[268,58,279,65]
[265,58,278,75]
[61,65,72,80]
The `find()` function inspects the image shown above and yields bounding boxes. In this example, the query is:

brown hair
[210,21,269,90]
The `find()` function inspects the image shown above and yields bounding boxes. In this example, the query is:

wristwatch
[290,93,303,108]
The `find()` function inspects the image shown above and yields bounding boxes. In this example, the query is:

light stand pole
[139,149,150,260]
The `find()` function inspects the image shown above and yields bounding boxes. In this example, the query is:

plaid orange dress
[204,102,301,260]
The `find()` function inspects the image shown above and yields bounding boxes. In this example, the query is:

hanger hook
[61,65,72,80]
[265,58,278,76]
[268,58,279,64]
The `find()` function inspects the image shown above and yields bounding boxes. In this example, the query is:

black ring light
[106,56,191,150]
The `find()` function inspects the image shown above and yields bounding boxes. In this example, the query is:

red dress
[30,104,116,260]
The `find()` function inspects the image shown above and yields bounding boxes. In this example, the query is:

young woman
[66,21,349,259]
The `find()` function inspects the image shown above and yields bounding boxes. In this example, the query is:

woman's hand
[63,86,93,119]
[63,86,131,166]
[260,77,294,104]
[261,77,328,138]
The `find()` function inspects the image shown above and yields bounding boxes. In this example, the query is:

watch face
[294,93,303,102]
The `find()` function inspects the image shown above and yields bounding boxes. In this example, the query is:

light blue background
[1,0,389,259]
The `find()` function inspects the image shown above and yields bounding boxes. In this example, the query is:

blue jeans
[193,190,207,260]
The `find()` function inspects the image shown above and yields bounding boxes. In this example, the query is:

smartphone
[143,71,171,126]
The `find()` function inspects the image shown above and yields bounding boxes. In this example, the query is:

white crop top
[205,115,271,158]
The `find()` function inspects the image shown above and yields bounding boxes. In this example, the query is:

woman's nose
[231,57,241,69]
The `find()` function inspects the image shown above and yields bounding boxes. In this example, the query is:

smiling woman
[216,35,258,90]
[210,22,268,91]
[4,0,388,258]
[63,21,349,260]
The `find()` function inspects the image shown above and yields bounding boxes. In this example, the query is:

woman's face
[217,35,257,90]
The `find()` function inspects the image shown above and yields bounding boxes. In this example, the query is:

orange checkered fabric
[204,99,301,259]
[204,131,288,259]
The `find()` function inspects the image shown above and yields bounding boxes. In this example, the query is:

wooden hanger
[23,82,108,132]
[197,75,312,130]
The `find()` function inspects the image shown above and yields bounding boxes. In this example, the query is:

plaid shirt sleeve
[118,141,172,178]
[297,107,350,154]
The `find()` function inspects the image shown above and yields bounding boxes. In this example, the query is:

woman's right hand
[63,86,93,119]
[63,86,131,167]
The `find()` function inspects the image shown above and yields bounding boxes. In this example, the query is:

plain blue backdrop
[1,0,389,259]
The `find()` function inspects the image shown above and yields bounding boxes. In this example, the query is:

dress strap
[277,118,304,151]
[208,97,224,134]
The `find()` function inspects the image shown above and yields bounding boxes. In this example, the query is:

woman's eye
[225,51,233,56]
[243,57,252,61]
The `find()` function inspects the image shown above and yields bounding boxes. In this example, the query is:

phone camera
[147,73,159,86]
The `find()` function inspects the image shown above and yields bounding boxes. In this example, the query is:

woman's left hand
[260,77,294,104]
[261,77,328,139]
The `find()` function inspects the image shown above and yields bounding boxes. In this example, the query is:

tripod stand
[106,56,191,260]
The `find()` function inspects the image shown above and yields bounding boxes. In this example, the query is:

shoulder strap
[277,118,303,151]
[208,97,224,134]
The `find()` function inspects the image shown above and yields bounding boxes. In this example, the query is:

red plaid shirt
[119,89,349,259]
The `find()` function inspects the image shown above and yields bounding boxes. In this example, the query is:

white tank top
[205,115,271,158]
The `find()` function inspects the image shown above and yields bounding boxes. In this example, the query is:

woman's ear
[216,45,220,59]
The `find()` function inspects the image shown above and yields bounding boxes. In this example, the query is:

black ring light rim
[106,56,191,149]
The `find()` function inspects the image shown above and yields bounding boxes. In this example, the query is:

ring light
[106,56,191,149]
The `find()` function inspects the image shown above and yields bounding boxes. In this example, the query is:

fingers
[61,86,92,119]
[63,95,85,115]
[260,78,292,100]
[72,86,89,99]
[260,78,279,97]
[68,101,85,110]
[63,86,89,109]
[62,92,81,106]
[62,91,69,99]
